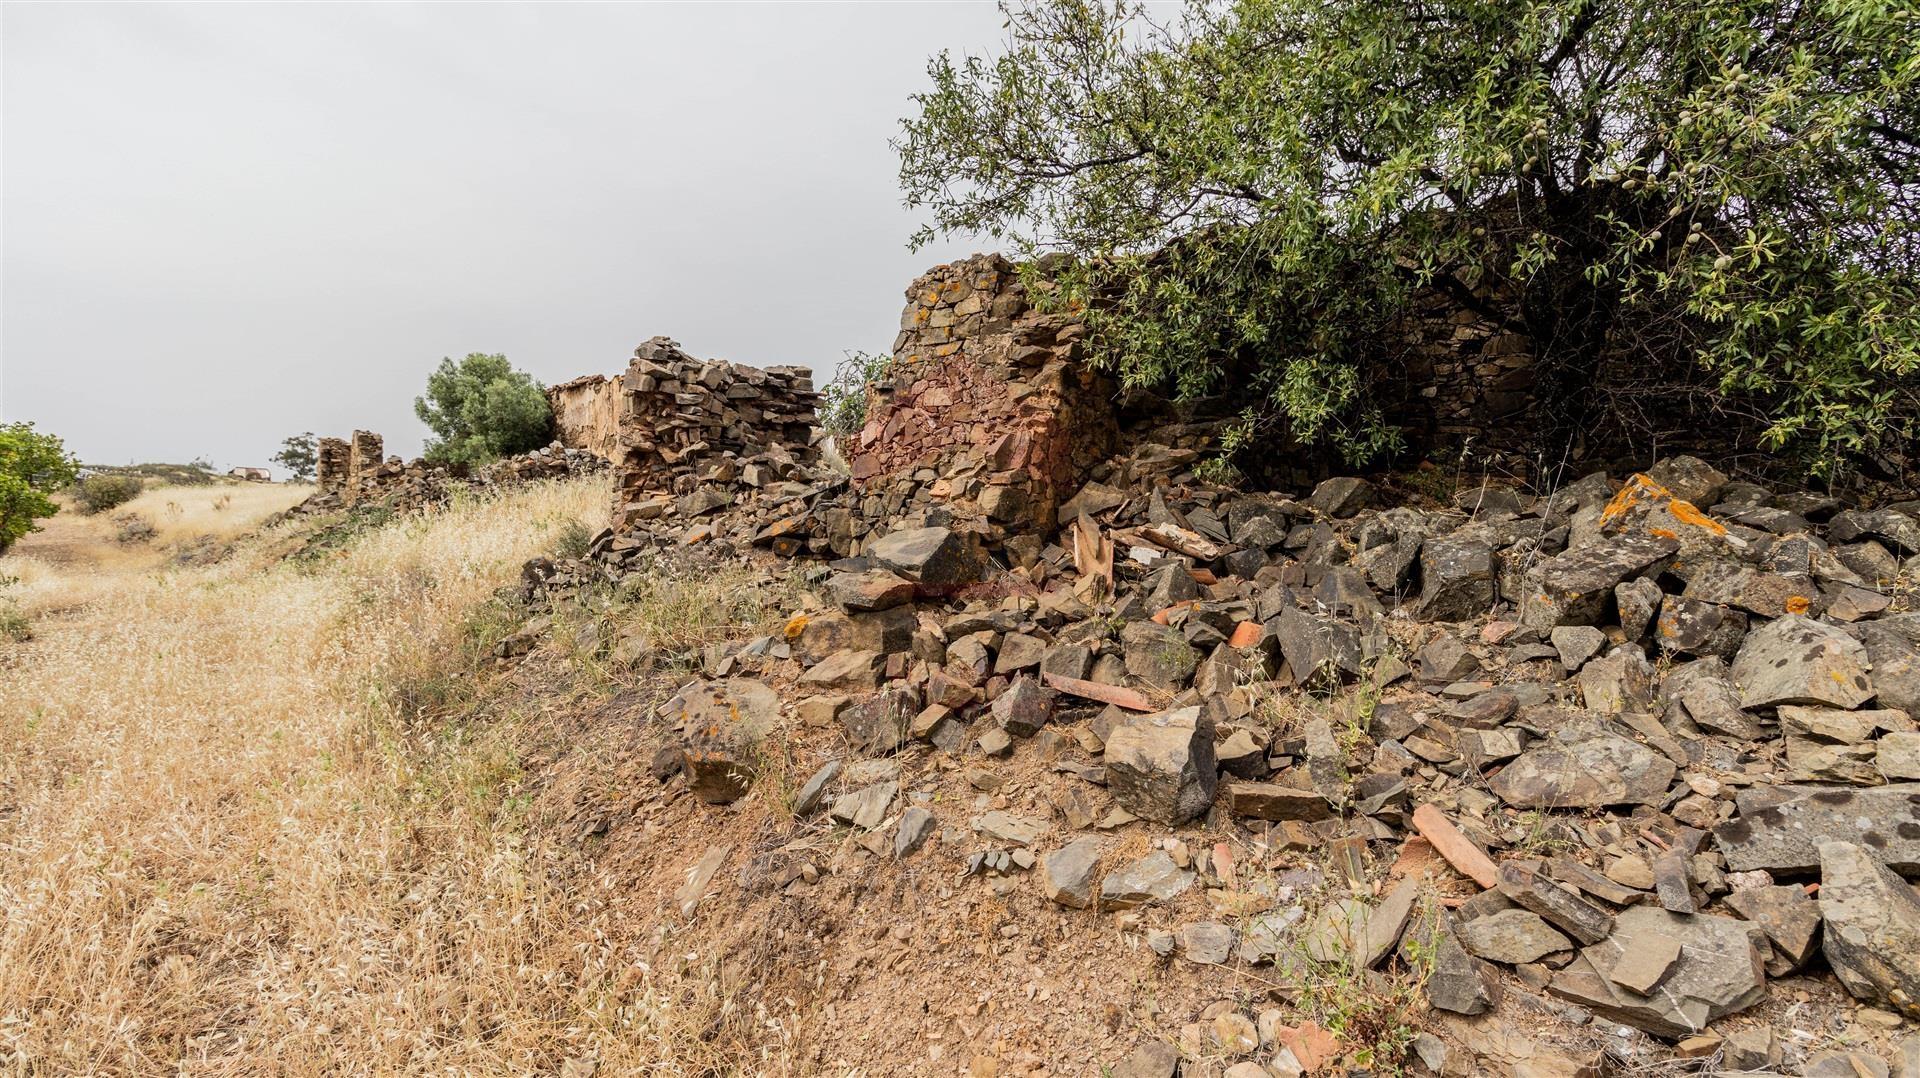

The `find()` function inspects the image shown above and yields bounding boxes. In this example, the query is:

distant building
[228,467,272,482]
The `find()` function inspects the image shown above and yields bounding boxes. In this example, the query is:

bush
[898,0,1920,475]
[553,520,593,560]
[0,421,79,553]
[414,353,553,468]
[819,351,895,437]
[74,474,143,515]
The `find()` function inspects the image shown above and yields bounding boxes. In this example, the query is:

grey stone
[791,759,841,816]
[1488,735,1676,809]
[1401,915,1497,1016]
[993,631,1048,674]
[1653,593,1745,657]
[895,806,936,857]
[1308,476,1372,517]
[1519,534,1679,629]
[1176,921,1235,965]
[1853,614,1920,713]
[1577,647,1656,713]
[1725,883,1822,968]
[1120,619,1200,691]
[1226,781,1332,821]
[1109,1040,1180,1078]
[1818,840,1920,1018]
[1547,906,1768,1038]
[828,781,897,830]
[1729,614,1874,709]
[1615,576,1663,641]
[1604,929,1682,995]
[1880,731,1920,781]
[866,526,989,589]
[1041,836,1102,908]
[1645,455,1728,506]
[1269,605,1363,686]
[972,810,1046,846]
[1713,783,1920,874]
[825,568,915,612]
[1100,851,1195,908]
[1458,909,1573,964]
[838,687,918,755]
[1551,626,1607,672]
[1830,508,1920,554]
[798,649,883,691]
[1417,536,1496,622]
[991,675,1054,737]
[1662,658,1764,739]
[1104,708,1218,825]
[1497,860,1615,944]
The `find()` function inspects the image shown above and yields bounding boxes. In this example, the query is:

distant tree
[413,353,553,468]
[898,0,1920,475]
[272,432,318,481]
[0,422,80,554]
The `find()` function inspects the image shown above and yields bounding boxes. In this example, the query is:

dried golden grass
[0,476,765,1074]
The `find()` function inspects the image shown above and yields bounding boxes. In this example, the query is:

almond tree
[898,0,1919,477]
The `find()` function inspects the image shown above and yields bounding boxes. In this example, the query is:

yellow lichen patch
[1786,595,1812,615]
[784,614,810,640]
[1665,497,1729,535]
[1599,475,1661,525]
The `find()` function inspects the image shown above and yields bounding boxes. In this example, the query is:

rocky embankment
[517,445,1918,1076]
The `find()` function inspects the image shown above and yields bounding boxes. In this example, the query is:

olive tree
[898,0,1919,475]
[414,354,553,468]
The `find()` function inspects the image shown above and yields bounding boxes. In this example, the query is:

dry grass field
[0,477,718,1075]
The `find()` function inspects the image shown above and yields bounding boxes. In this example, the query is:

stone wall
[547,374,623,462]
[316,437,350,494]
[849,254,1118,537]
[349,431,384,481]
[612,336,820,530]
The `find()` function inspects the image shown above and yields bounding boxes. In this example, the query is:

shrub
[553,520,593,560]
[0,422,79,553]
[414,353,553,468]
[74,474,143,515]
[819,351,894,437]
[898,0,1920,476]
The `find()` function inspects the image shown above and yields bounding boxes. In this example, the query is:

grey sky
[2,2,1005,468]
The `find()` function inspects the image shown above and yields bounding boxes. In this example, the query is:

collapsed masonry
[610,336,819,531]
[316,431,384,496]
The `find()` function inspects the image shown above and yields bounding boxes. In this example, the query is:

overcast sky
[1,2,1007,468]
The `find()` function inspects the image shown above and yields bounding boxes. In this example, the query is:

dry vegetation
[0,476,759,1074]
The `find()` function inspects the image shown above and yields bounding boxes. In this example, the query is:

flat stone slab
[1100,851,1194,909]
[1819,840,1920,1018]
[1488,735,1675,808]
[1730,614,1874,710]
[1549,907,1768,1039]
[1713,783,1920,874]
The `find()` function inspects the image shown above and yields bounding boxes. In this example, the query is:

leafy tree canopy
[0,422,80,553]
[898,0,1919,475]
[272,432,317,482]
[413,354,553,468]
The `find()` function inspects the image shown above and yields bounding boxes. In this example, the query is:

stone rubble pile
[543,444,1920,1074]
[289,439,606,519]
[612,335,819,531]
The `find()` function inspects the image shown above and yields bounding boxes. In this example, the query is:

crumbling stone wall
[850,254,1119,537]
[547,374,623,462]
[316,438,350,493]
[613,336,819,530]
[349,431,384,481]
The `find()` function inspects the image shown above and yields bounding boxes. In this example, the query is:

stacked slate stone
[287,439,605,519]
[533,444,1920,1073]
[613,336,819,532]
[348,430,384,484]
[848,253,1118,542]
[315,437,351,494]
